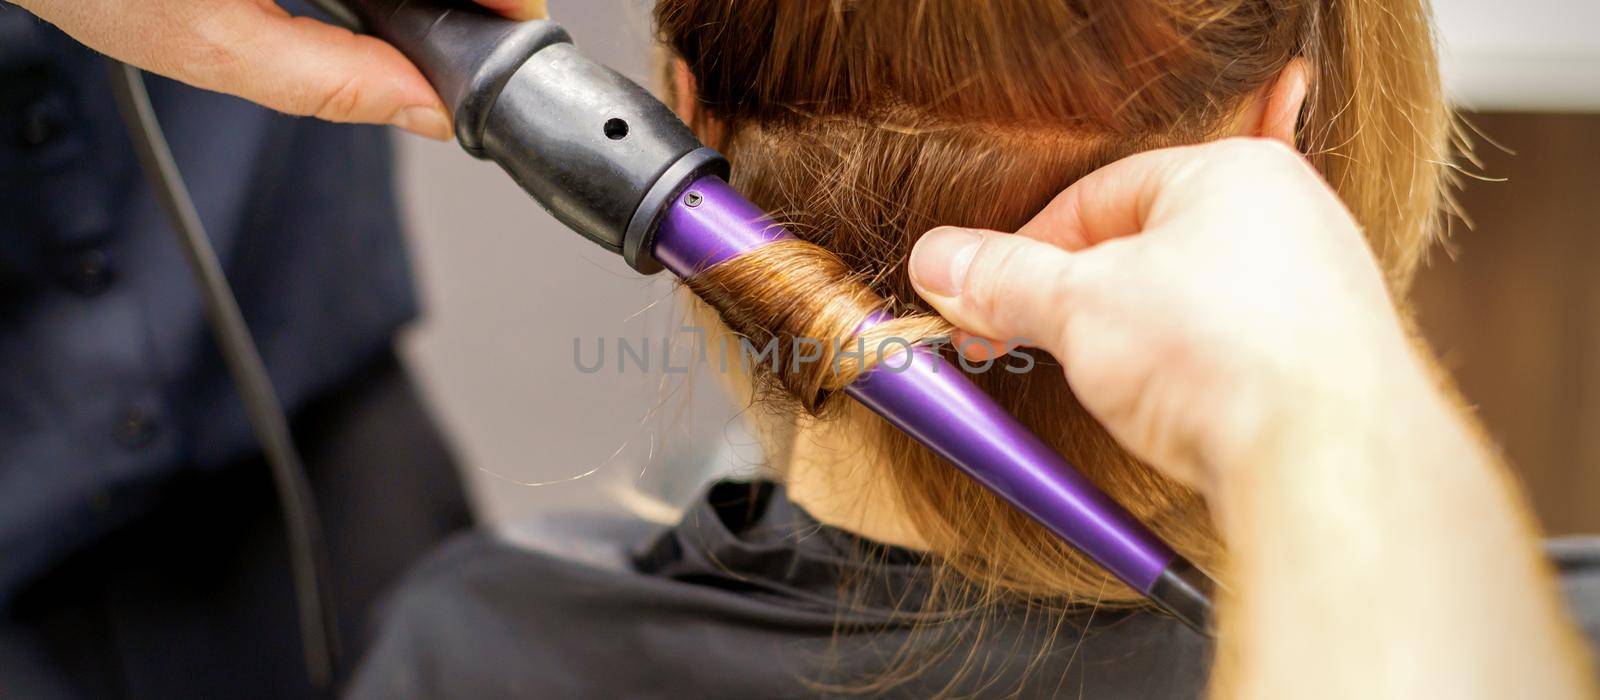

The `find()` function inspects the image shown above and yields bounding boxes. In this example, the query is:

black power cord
[105,60,341,690]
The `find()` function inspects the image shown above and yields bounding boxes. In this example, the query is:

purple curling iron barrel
[319,0,1215,634]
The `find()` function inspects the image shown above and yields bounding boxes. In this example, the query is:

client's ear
[668,57,698,122]
[1249,57,1311,145]
[668,57,727,149]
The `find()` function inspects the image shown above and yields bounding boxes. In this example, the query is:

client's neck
[782,416,929,551]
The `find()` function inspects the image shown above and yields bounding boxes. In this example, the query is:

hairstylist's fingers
[1011,145,1197,250]
[473,0,548,20]
[15,0,451,140]
[948,330,1011,361]
[212,4,452,138]
[1013,139,1308,251]
[908,227,1081,352]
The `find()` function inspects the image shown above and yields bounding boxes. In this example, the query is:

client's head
[655,0,1450,607]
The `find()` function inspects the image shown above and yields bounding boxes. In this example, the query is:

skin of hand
[908,137,1598,699]
[909,137,1407,492]
[11,0,548,141]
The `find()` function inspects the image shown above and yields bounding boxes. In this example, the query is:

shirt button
[116,406,160,448]
[66,248,114,296]
[18,100,63,149]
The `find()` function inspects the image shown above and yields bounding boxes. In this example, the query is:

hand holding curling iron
[11,0,545,141]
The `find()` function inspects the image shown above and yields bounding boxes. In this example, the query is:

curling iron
[315,0,1217,634]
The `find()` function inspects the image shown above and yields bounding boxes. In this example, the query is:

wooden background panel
[1411,112,1600,535]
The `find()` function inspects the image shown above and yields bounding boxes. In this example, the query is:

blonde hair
[658,0,1451,691]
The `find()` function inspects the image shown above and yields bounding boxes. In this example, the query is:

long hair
[656,0,1451,691]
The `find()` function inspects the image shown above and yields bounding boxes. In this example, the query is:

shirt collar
[634,480,938,620]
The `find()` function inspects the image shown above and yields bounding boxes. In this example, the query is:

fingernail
[393,105,452,141]
[910,227,982,297]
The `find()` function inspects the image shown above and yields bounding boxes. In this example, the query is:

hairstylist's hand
[908,137,1422,492]
[11,0,547,141]
[909,139,1600,700]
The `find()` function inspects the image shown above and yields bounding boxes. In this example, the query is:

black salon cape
[348,481,1600,699]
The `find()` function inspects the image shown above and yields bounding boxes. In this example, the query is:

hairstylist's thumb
[231,0,544,136]
[908,227,1081,353]
[221,11,451,138]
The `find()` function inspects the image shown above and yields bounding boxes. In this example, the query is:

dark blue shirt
[0,3,418,604]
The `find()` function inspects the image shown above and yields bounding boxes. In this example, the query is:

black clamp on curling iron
[316,0,726,272]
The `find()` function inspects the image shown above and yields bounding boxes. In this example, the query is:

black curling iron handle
[311,0,727,272]
[315,0,567,154]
